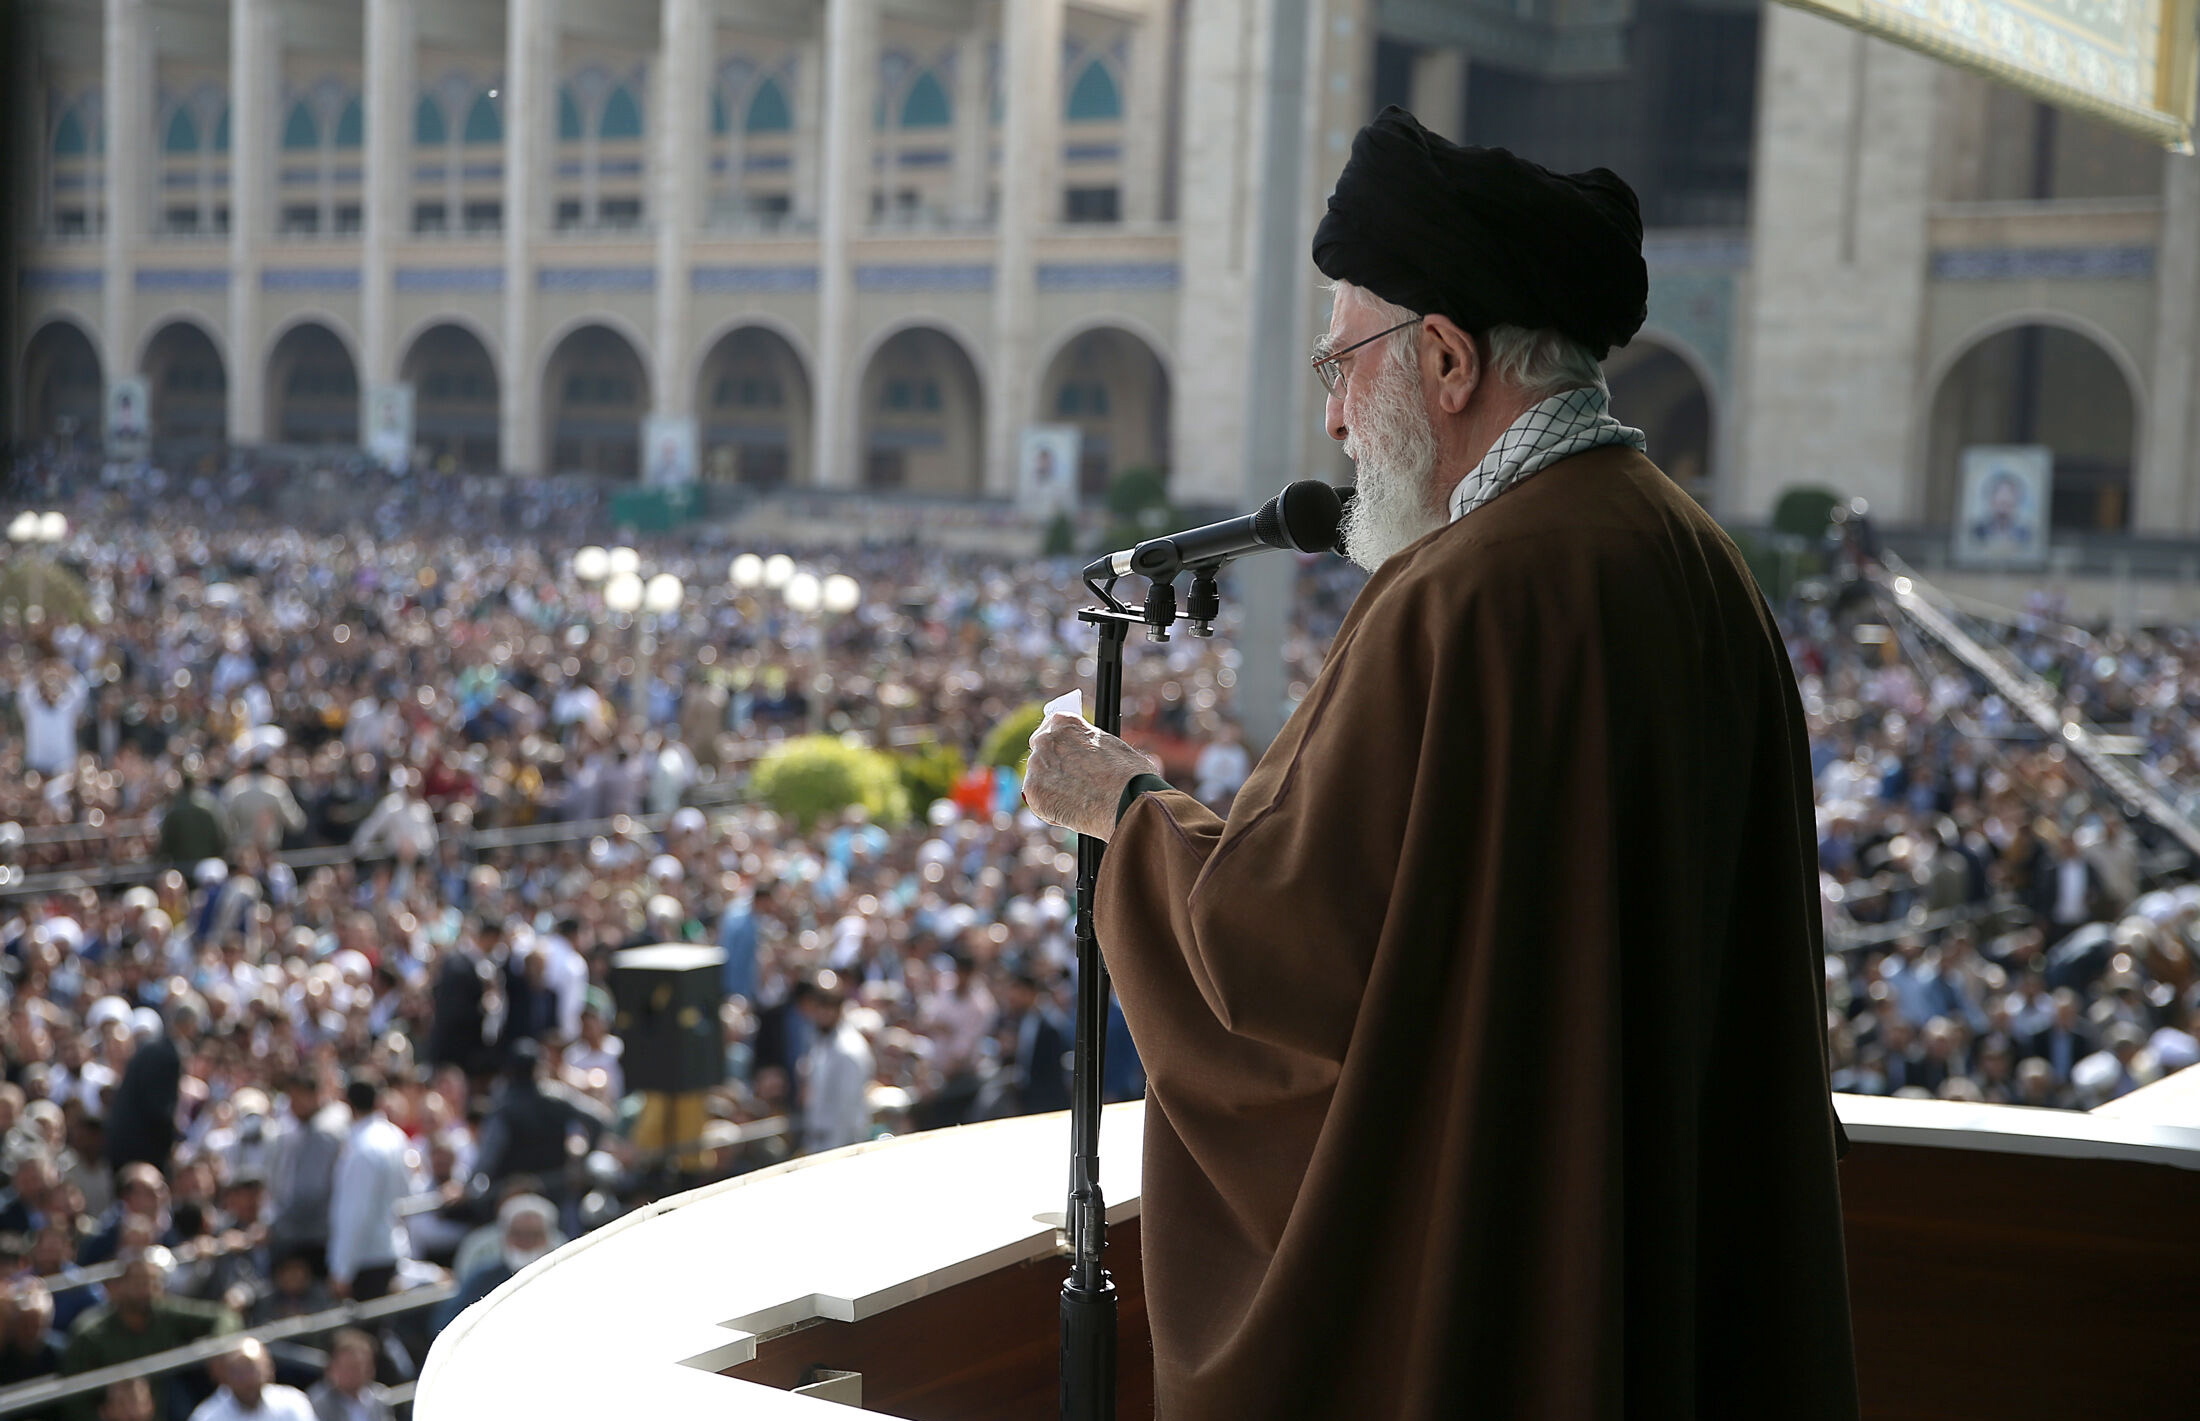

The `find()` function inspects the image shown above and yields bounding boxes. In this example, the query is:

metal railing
[0,1284,454,1417]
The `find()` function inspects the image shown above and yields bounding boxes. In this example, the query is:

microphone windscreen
[1274,480,1344,554]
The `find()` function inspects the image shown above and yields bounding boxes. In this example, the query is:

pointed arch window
[463,91,502,144]
[415,95,447,146]
[1066,60,1122,123]
[746,78,792,134]
[899,71,952,129]
[557,87,584,142]
[333,97,364,149]
[164,108,201,154]
[54,108,88,157]
[282,100,320,150]
[600,84,644,140]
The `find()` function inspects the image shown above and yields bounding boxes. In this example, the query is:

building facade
[9,0,2200,534]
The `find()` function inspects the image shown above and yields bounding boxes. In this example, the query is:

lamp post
[574,545,682,721]
[4,511,77,628]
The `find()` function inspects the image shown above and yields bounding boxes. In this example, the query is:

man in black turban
[1026,105,1858,1419]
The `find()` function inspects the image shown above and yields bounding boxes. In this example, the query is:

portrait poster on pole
[1952,444,2053,569]
[106,377,150,459]
[1775,0,2198,148]
[643,415,699,486]
[364,384,414,473]
[1019,425,1083,516]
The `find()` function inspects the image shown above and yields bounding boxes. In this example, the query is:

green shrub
[980,701,1048,772]
[1771,486,1843,543]
[1100,466,1177,555]
[752,736,911,831]
[1042,512,1077,557]
[892,739,965,812]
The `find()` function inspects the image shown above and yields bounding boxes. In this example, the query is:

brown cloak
[1097,445,1858,1419]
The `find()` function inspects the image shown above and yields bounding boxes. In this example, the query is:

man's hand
[1023,713,1157,841]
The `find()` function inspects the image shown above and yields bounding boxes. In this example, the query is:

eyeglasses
[1310,317,1423,395]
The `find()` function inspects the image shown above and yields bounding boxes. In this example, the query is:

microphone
[1086,480,1345,582]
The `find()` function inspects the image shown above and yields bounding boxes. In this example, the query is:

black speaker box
[609,943,727,1094]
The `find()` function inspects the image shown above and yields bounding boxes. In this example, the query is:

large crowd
[0,449,2196,1416]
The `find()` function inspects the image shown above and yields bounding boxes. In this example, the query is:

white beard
[1337,351,1444,573]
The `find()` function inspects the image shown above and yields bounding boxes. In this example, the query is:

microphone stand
[1060,564,1216,1421]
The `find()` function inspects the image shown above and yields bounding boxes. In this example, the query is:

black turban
[1312,107,1648,359]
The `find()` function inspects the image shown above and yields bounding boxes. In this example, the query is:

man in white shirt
[16,666,89,777]
[796,977,874,1155]
[325,1078,413,1302]
[1193,720,1252,811]
[189,1337,315,1421]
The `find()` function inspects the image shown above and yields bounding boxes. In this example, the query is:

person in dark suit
[1000,968,1071,1117]
[106,999,200,1178]
[2022,989,2099,1085]
[427,930,491,1077]
[472,1042,613,1215]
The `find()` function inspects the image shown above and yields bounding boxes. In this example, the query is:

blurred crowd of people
[1793,581,2200,1111]
[2,450,2197,1413]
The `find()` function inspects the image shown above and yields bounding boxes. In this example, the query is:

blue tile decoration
[856,264,993,293]
[897,150,952,168]
[262,268,360,291]
[745,153,792,172]
[538,266,655,292]
[1063,143,1121,164]
[1642,269,1733,397]
[136,268,230,290]
[1036,262,1178,292]
[598,158,644,178]
[461,163,503,181]
[692,266,818,293]
[396,267,505,292]
[1643,231,1750,272]
[24,269,103,291]
[415,164,447,182]
[1930,246,2154,281]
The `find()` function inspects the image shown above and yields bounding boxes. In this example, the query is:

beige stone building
[9,0,2199,539]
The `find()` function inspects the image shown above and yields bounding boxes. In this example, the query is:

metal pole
[1060,610,1127,1421]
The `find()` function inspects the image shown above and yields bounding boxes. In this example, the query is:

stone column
[1408,45,1467,141]
[1119,6,1168,225]
[2138,145,2200,531]
[948,14,991,226]
[1232,0,1318,749]
[791,39,823,225]
[102,0,148,384]
[502,0,557,472]
[227,0,274,443]
[984,0,1064,495]
[362,0,415,392]
[1172,0,1258,509]
[1738,9,1935,519]
[812,0,877,488]
[652,0,708,417]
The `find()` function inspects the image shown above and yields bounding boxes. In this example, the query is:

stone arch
[264,319,361,446]
[540,322,651,478]
[20,318,105,443]
[1605,330,1718,506]
[1035,323,1171,498]
[1923,317,2142,533]
[139,318,227,448]
[400,321,502,473]
[693,321,814,487]
[857,323,986,493]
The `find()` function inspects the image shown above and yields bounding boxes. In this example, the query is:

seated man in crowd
[188,1337,314,1421]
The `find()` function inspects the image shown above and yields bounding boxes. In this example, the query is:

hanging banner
[106,377,150,458]
[1019,424,1083,517]
[1777,0,2198,148]
[642,414,699,486]
[364,384,414,473]
[1953,444,2053,569]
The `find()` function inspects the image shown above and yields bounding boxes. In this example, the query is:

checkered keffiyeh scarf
[1448,384,1645,524]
